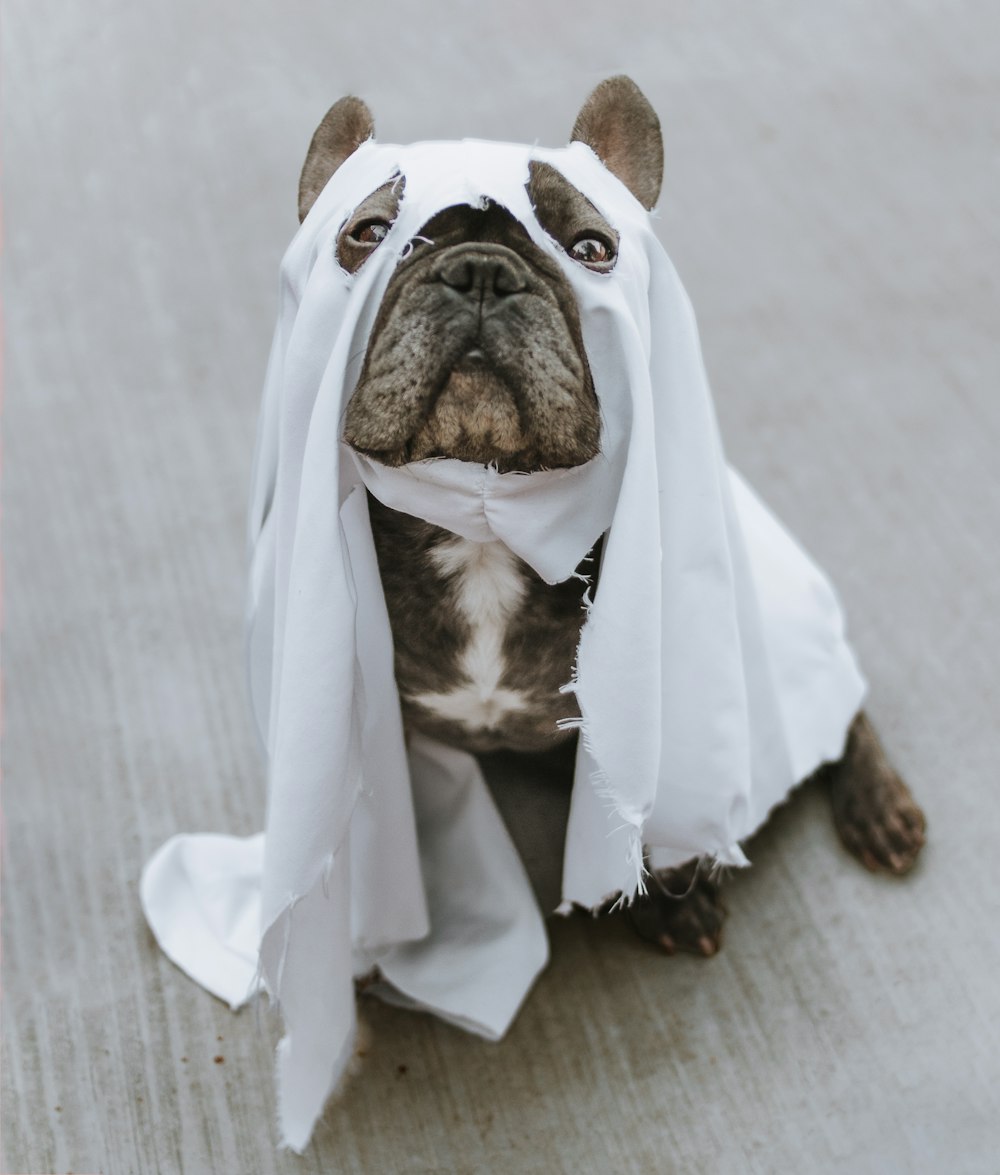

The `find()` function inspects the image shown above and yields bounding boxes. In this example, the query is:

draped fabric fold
[141,136,866,1151]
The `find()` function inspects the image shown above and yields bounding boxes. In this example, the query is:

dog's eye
[568,234,615,268]
[351,220,390,246]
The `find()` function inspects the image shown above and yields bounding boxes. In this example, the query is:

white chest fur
[410,537,529,730]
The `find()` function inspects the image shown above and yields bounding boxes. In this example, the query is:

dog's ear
[570,76,663,210]
[298,96,375,222]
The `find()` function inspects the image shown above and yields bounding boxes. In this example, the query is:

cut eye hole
[350,219,391,245]
[568,234,616,267]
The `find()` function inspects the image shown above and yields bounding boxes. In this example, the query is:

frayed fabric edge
[556,575,651,901]
[276,1018,357,1154]
[554,838,751,919]
[554,709,650,901]
[259,845,355,1153]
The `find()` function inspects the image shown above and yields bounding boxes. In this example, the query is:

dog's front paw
[827,713,927,875]
[626,860,726,957]
[831,765,927,875]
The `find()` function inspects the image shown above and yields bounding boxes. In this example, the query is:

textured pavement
[3,2,999,1172]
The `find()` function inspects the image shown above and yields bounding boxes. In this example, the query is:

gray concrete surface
[3,2,999,1172]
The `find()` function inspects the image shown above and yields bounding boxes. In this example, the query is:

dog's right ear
[298,96,375,222]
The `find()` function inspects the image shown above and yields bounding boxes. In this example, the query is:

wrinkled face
[342,163,619,473]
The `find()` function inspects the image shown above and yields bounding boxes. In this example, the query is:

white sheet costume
[141,137,866,1151]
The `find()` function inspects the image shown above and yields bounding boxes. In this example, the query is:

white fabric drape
[141,136,865,1151]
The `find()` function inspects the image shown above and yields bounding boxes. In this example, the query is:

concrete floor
[3,2,999,1172]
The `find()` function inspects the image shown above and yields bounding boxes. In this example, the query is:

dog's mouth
[342,200,605,474]
[413,349,529,466]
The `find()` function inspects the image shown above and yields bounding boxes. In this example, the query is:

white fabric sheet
[141,135,866,1151]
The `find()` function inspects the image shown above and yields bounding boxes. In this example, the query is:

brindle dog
[297,76,926,955]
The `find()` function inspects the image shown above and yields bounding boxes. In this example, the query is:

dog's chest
[368,495,589,753]
[414,537,529,730]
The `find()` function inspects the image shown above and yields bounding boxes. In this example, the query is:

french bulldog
[296,76,926,955]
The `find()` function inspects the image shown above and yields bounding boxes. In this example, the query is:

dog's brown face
[343,166,620,472]
[297,78,663,473]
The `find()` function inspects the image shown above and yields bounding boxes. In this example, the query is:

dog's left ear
[298,96,375,222]
[571,76,663,210]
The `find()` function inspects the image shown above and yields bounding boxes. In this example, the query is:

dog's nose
[435,249,528,299]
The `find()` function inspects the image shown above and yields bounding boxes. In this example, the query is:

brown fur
[298,95,374,223]
[343,201,602,471]
[825,712,927,874]
[570,75,664,210]
[335,179,405,273]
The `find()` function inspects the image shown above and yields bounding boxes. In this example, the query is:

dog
[295,76,926,956]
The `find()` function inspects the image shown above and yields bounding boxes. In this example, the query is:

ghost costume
[141,137,866,1150]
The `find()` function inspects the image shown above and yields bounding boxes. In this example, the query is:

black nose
[434,247,529,299]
